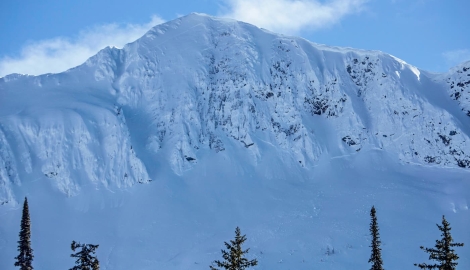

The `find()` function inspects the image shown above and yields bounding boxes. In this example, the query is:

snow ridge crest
[0,14,469,202]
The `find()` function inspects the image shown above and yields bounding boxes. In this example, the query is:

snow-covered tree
[69,241,100,270]
[14,197,34,270]
[414,215,464,270]
[369,206,384,270]
[210,227,258,270]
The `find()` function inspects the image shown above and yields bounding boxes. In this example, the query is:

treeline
[14,198,99,270]
[368,205,464,270]
[13,198,465,270]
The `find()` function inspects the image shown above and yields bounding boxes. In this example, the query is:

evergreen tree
[69,241,100,270]
[14,197,34,270]
[368,206,384,270]
[414,215,464,270]
[210,227,258,270]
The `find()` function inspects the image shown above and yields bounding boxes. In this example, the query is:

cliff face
[1,14,469,204]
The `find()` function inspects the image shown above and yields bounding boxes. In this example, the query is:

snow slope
[0,13,469,269]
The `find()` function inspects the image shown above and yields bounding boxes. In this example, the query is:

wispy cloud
[220,0,369,34]
[442,49,470,68]
[0,16,164,77]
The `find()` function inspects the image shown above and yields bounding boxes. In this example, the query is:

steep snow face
[441,61,470,119]
[0,13,469,270]
[0,68,150,205]
[113,14,470,171]
[98,14,470,169]
[1,14,470,203]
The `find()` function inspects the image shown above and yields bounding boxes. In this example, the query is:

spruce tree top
[14,197,34,270]
[70,241,100,270]
[415,215,464,270]
[210,226,258,270]
[368,206,384,270]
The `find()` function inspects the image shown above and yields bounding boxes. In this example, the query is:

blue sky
[0,0,469,77]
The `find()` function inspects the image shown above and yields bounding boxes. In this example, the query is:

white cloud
[0,15,164,77]
[442,49,470,68]
[220,0,368,34]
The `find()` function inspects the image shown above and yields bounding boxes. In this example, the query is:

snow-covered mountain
[0,13,469,270]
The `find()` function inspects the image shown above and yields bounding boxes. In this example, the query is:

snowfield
[0,13,469,269]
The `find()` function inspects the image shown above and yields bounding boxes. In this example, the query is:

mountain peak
[2,12,469,182]
[1,12,470,270]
